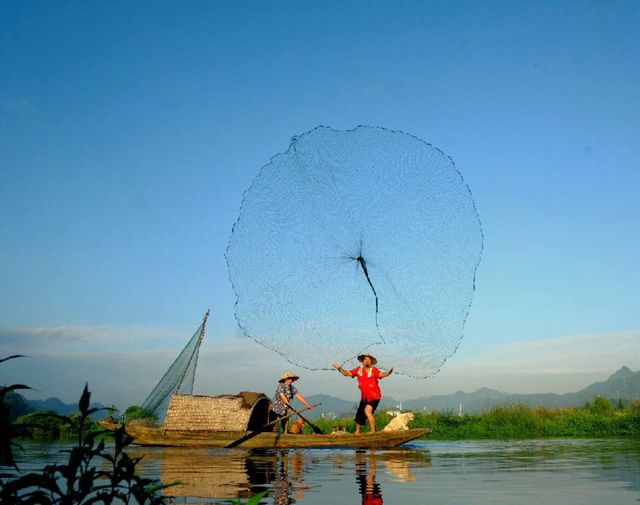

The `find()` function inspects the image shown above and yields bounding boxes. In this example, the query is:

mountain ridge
[305,366,640,417]
[3,392,107,421]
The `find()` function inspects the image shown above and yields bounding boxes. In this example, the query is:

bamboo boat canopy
[163,392,270,432]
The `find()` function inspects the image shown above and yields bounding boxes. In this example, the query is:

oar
[224,403,321,448]
[287,404,324,434]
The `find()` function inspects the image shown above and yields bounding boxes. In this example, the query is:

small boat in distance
[103,312,430,448]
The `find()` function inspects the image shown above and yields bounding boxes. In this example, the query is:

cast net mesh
[226,126,483,377]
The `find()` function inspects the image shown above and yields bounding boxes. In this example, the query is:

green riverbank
[13,397,640,441]
[313,397,640,439]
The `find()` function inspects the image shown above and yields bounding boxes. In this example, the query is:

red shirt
[363,493,383,505]
[350,366,382,400]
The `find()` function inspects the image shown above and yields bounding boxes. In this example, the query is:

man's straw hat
[357,354,378,365]
[279,371,300,383]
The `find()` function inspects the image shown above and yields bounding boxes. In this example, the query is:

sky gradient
[1,1,639,407]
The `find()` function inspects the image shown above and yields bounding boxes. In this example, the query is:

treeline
[11,405,156,440]
[311,396,640,438]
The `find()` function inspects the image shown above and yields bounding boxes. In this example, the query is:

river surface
[12,438,640,504]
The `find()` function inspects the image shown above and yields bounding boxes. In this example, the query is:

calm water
[13,438,640,504]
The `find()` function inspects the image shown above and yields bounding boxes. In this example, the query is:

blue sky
[1,1,639,407]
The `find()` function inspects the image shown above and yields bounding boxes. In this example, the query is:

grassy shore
[13,396,640,440]
[311,398,640,439]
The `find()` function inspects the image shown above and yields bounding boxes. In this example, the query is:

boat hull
[102,423,429,448]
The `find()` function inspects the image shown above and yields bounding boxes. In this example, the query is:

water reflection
[270,451,309,505]
[135,445,430,503]
[355,450,383,504]
[16,439,640,504]
[354,449,432,504]
[136,447,308,503]
[152,448,256,499]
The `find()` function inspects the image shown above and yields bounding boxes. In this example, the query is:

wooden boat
[114,313,431,449]
[102,421,429,449]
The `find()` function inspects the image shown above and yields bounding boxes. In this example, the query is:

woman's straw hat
[357,354,377,365]
[279,371,300,383]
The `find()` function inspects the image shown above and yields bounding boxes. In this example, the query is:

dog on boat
[382,412,414,431]
[288,418,305,434]
[331,425,348,435]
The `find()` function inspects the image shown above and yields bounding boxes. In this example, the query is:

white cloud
[466,330,640,374]
[413,329,640,395]
[0,325,192,353]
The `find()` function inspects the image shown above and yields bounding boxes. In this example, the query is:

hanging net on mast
[141,311,209,423]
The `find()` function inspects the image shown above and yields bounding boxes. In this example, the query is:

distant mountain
[26,396,106,416]
[4,390,35,422]
[403,366,640,413]
[577,366,639,400]
[304,393,401,419]
[310,367,640,416]
[403,387,511,413]
[303,394,356,418]
[2,392,108,419]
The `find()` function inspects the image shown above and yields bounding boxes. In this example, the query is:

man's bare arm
[333,362,353,377]
[380,368,394,378]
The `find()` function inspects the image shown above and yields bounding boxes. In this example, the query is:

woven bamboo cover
[163,393,267,431]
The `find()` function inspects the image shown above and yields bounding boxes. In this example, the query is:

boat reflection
[137,447,308,503]
[135,445,429,503]
[157,447,260,499]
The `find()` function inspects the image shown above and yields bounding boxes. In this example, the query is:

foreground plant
[0,355,34,469]
[0,355,172,504]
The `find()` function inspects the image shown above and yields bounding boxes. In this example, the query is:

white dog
[382,412,414,431]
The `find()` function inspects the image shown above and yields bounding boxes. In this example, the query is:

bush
[589,396,613,416]
[123,406,158,425]
[628,400,640,433]
[483,404,537,436]
[14,410,66,440]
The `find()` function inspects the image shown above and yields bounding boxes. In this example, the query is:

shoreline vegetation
[10,396,640,441]
[312,397,640,439]
[341,397,640,439]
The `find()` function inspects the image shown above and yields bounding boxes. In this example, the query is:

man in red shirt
[333,354,393,434]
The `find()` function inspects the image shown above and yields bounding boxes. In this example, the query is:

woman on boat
[333,354,393,434]
[270,371,313,433]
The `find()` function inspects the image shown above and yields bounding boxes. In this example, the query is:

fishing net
[226,126,483,378]
[141,312,208,422]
